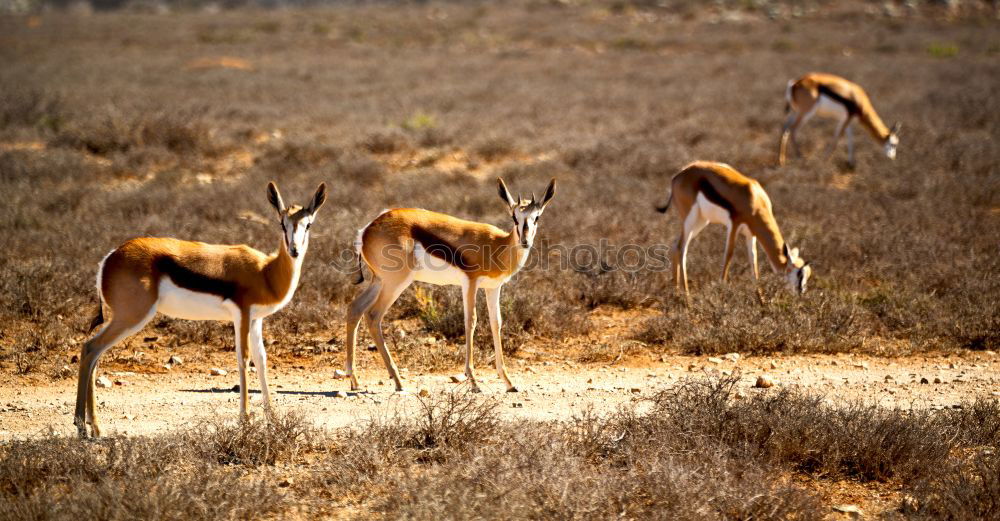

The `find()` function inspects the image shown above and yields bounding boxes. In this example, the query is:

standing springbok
[656,161,811,296]
[778,72,899,166]
[74,182,326,437]
[341,178,556,393]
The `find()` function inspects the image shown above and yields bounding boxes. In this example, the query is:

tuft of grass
[927,42,959,58]
[193,410,315,466]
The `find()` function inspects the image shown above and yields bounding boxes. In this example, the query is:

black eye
[306,223,311,230]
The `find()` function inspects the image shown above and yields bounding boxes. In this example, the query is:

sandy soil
[2,350,997,440]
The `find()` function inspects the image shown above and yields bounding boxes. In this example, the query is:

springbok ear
[891,121,901,135]
[309,182,327,214]
[267,182,285,214]
[497,178,516,207]
[790,247,800,259]
[540,178,556,208]
[783,243,790,261]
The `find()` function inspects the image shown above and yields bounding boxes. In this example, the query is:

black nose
[290,247,299,258]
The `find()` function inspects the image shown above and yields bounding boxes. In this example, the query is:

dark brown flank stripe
[411,225,475,271]
[696,178,735,214]
[817,84,861,116]
[154,255,239,301]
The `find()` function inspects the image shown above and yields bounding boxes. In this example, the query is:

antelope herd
[74,72,897,437]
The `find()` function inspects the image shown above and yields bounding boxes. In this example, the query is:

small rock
[754,375,775,388]
[948,362,957,369]
[630,388,641,394]
[71,354,79,364]
[723,353,740,362]
[163,363,172,370]
[511,402,523,408]
[366,344,377,352]
[168,355,183,365]
[231,384,241,392]
[831,360,839,366]
[422,336,437,345]
[586,378,593,384]
[920,377,930,384]
[450,374,468,383]
[934,377,942,384]
[114,380,128,386]
[769,360,779,369]
[687,363,698,371]
[95,376,112,388]
[278,478,294,488]
[418,388,430,397]
[884,374,894,382]
[708,357,723,364]
[832,504,862,518]
[210,368,227,376]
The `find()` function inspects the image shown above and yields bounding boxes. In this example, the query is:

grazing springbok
[342,178,556,393]
[778,72,899,166]
[74,182,327,437]
[656,161,811,296]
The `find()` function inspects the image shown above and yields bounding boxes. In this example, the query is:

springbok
[656,161,810,296]
[342,178,556,393]
[778,72,899,166]
[74,182,327,437]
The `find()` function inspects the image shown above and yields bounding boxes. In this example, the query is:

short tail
[87,301,104,334]
[655,191,673,214]
[353,253,365,285]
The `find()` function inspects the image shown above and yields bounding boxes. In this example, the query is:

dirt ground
[2,342,996,440]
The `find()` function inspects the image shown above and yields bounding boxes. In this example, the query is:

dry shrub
[193,409,314,466]
[651,375,954,482]
[51,108,216,156]
[632,284,869,354]
[472,136,515,162]
[256,138,342,171]
[900,451,1000,520]
[358,130,410,155]
[0,434,284,521]
[372,390,503,461]
[0,84,64,131]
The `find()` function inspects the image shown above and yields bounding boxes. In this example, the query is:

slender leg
[721,224,738,282]
[364,276,411,391]
[461,279,481,392]
[74,306,155,438]
[745,234,759,281]
[846,124,855,166]
[249,318,272,416]
[679,211,709,297]
[344,279,382,391]
[778,113,798,166]
[672,235,684,292]
[485,286,516,392]
[234,310,251,420]
[824,117,850,162]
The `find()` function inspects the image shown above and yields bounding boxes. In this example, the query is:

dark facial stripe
[817,84,860,116]
[154,256,238,301]
[411,225,473,271]
[696,178,735,213]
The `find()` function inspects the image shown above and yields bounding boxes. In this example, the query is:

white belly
[695,192,732,227]
[410,242,469,286]
[813,94,849,120]
[156,278,235,321]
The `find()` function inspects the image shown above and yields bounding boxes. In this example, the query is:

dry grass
[4,382,999,518]
[2,2,997,376]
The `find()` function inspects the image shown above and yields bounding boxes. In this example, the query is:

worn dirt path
[2,352,997,440]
